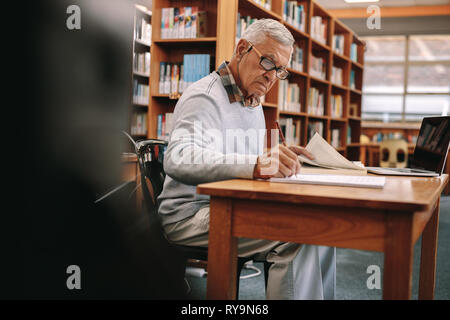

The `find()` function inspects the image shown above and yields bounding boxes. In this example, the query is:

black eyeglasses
[246,41,290,80]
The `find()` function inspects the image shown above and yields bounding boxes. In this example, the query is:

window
[361,35,450,122]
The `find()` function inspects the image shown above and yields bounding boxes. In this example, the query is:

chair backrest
[135,139,168,210]
[380,139,408,168]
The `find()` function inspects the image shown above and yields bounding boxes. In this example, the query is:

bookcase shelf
[143,0,364,160]
[287,67,308,78]
[280,111,308,117]
[283,22,309,39]
[262,102,278,108]
[153,37,217,44]
[129,4,152,139]
[135,38,151,47]
[239,0,282,20]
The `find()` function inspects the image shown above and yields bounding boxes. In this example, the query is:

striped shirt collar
[216,61,261,108]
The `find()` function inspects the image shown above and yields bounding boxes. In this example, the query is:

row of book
[131,112,148,136]
[311,16,327,45]
[310,55,326,80]
[307,87,325,116]
[372,133,418,145]
[332,35,345,56]
[372,132,403,143]
[331,66,343,85]
[157,112,174,141]
[133,80,149,105]
[331,128,341,148]
[350,43,359,62]
[160,7,207,39]
[307,121,324,141]
[289,45,303,72]
[133,52,150,76]
[236,14,258,44]
[159,54,211,94]
[330,95,343,118]
[282,1,306,32]
[135,17,151,45]
[278,80,301,113]
[252,0,272,10]
[279,117,300,146]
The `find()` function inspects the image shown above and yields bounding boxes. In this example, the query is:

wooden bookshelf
[144,0,365,160]
[130,4,152,139]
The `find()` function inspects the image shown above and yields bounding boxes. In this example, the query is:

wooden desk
[197,175,449,300]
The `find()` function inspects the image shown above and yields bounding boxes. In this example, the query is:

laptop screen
[412,116,450,174]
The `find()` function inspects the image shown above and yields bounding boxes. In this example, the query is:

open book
[298,133,367,176]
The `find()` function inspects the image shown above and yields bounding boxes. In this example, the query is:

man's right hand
[253,144,314,179]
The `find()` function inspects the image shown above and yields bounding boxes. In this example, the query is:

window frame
[362,34,450,122]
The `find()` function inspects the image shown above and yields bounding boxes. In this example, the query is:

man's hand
[253,144,315,179]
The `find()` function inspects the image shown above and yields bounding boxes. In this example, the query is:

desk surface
[197,175,449,212]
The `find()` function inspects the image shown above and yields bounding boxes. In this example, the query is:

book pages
[298,133,365,171]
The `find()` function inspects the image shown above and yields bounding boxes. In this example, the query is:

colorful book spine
[289,45,303,72]
[131,112,148,136]
[311,16,327,45]
[333,35,345,55]
[350,70,356,89]
[157,112,174,141]
[331,95,343,118]
[350,43,358,62]
[310,55,326,80]
[161,7,206,39]
[331,129,341,148]
[307,87,324,116]
[331,66,343,85]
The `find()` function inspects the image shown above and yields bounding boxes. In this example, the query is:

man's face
[237,37,292,98]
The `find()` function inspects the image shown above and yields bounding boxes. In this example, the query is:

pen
[275,121,287,146]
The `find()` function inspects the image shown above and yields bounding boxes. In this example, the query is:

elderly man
[158,19,336,300]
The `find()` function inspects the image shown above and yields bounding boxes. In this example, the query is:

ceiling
[316,0,450,9]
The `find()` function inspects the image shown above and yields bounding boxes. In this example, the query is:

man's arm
[164,94,258,186]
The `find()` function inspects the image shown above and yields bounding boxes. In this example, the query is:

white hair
[240,18,295,47]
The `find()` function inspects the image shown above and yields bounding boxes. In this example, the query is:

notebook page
[298,133,364,170]
[270,174,385,189]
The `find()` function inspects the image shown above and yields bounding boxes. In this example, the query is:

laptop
[367,116,450,177]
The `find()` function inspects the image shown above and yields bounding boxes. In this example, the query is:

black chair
[126,135,270,298]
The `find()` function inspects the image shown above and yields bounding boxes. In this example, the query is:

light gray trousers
[164,206,336,300]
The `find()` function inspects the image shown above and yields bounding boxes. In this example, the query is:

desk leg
[383,212,414,299]
[360,145,367,166]
[419,200,440,300]
[206,197,238,300]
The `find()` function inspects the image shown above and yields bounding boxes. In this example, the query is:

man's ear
[236,39,250,57]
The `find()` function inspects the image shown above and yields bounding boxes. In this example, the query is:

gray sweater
[157,71,266,226]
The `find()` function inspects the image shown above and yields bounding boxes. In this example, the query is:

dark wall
[13,0,185,299]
